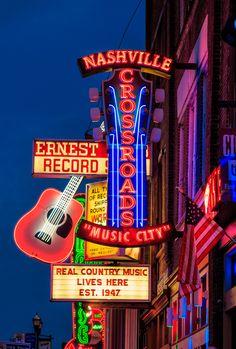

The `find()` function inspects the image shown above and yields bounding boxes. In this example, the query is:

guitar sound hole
[47,208,65,225]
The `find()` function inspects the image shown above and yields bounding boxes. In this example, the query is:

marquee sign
[51,264,150,302]
[77,50,173,78]
[78,220,173,247]
[33,139,151,177]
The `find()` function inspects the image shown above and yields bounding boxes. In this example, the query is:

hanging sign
[103,69,152,230]
[85,181,120,260]
[78,220,173,247]
[33,139,151,177]
[51,264,150,302]
[14,176,84,264]
[203,166,221,213]
[220,128,236,202]
[71,195,105,348]
[77,48,173,262]
[77,50,173,78]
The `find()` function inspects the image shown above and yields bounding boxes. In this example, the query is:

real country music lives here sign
[50,264,151,302]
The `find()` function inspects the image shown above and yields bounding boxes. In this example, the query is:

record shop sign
[33,139,151,177]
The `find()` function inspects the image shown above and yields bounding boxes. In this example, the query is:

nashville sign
[77,49,173,78]
[77,220,173,247]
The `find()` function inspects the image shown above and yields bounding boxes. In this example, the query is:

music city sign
[76,50,173,248]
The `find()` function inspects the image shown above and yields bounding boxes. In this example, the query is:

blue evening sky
[0,0,145,347]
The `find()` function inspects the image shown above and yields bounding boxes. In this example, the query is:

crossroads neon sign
[103,68,151,229]
[77,51,173,249]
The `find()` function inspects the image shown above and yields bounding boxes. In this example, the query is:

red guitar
[14,176,84,264]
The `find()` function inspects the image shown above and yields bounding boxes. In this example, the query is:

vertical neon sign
[71,195,104,348]
[102,69,152,229]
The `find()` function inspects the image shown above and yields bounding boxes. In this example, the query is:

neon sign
[33,140,108,177]
[78,220,173,247]
[204,166,221,213]
[103,69,152,229]
[77,50,173,78]
[220,128,236,202]
[51,264,150,302]
[76,50,173,258]
[72,195,104,347]
[85,181,119,260]
[64,338,94,349]
[33,139,151,177]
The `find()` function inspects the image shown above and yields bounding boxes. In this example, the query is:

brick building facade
[140,1,236,348]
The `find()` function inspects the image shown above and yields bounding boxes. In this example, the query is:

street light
[32,313,43,349]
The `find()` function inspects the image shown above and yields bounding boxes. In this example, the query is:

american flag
[177,197,224,296]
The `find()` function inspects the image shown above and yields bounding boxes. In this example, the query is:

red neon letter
[121,114,135,129]
[120,211,134,226]
[120,178,135,193]
[120,146,135,161]
[106,50,116,64]
[120,84,136,99]
[120,195,136,209]
[161,57,173,72]
[121,130,135,144]
[120,99,136,113]
[152,54,161,68]
[116,50,128,63]
[119,69,134,83]
[82,55,96,69]
[120,162,136,177]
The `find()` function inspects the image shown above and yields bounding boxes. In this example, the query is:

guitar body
[14,188,84,263]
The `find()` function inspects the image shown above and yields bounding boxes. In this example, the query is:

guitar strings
[38,176,83,242]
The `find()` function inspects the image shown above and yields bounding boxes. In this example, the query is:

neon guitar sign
[14,176,84,263]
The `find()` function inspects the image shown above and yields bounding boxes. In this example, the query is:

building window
[172,300,178,343]
[188,72,207,198]
[177,70,207,203]
[193,273,208,331]
[195,73,207,190]
[179,0,184,33]
[225,247,236,290]
[184,293,191,336]
[177,111,189,220]
[232,253,236,287]
[201,274,208,327]
[159,310,168,347]
[177,122,185,220]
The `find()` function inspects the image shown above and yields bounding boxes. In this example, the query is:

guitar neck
[57,176,83,211]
